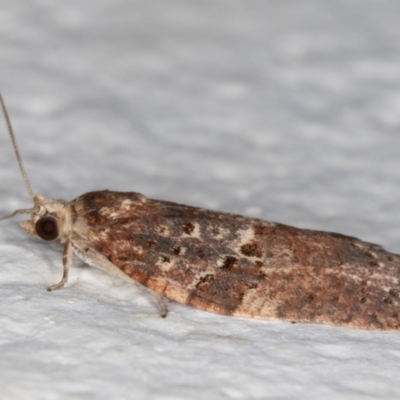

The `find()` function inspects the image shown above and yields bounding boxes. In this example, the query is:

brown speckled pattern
[71,190,400,330]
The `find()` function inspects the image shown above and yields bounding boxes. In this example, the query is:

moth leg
[155,293,168,318]
[47,239,72,291]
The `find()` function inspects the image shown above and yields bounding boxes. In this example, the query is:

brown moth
[1,94,400,331]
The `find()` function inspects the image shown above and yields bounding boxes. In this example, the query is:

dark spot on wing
[160,255,170,263]
[147,239,156,248]
[240,241,262,258]
[221,256,237,271]
[183,222,195,235]
[172,246,181,255]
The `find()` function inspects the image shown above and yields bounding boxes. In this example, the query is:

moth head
[18,196,69,242]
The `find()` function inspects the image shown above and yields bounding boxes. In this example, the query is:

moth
[1,94,400,331]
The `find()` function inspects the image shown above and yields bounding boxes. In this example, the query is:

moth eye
[35,216,59,241]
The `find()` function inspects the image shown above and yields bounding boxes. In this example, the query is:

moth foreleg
[155,293,168,318]
[47,239,72,291]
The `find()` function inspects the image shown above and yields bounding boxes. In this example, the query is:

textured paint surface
[2,1,400,400]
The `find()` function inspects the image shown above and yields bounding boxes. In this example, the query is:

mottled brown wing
[71,190,400,330]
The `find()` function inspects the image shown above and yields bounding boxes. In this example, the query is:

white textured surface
[1,1,400,399]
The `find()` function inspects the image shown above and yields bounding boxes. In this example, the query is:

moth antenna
[0,207,35,222]
[0,92,35,199]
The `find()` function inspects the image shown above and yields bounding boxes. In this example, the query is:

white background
[1,1,400,399]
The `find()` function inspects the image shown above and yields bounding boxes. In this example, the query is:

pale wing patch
[156,224,170,236]
[237,227,255,245]
[156,255,174,271]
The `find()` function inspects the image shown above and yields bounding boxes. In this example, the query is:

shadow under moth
[1,93,400,331]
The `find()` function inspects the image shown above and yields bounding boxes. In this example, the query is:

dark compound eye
[35,216,59,241]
